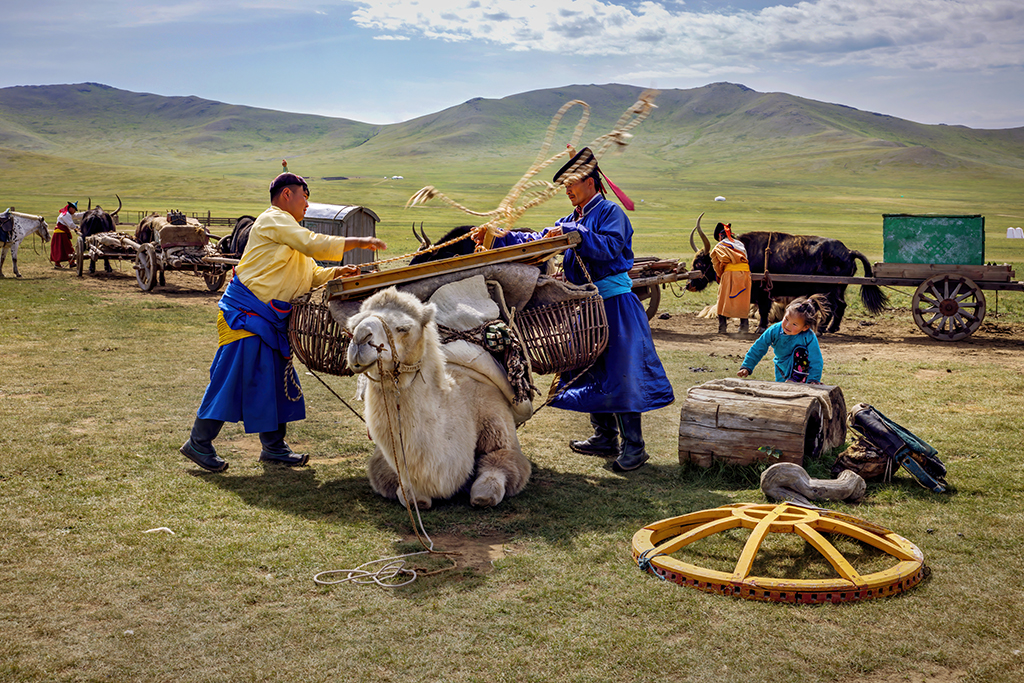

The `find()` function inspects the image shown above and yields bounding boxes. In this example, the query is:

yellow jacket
[235,206,349,304]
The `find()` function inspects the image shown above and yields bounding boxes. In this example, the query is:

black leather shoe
[180,440,228,472]
[613,451,650,472]
[259,451,310,466]
[569,437,620,457]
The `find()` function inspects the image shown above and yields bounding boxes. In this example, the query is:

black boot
[739,318,749,333]
[569,413,620,456]
[613,412,650,472]
[259,423,309,466]
[181,417,228,472]
[718,315,728,334]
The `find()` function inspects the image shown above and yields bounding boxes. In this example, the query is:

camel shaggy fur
[346,287,531,509]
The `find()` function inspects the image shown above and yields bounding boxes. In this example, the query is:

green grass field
[4,86,1024,681]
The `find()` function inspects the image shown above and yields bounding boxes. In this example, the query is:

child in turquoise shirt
[738,295,829,383]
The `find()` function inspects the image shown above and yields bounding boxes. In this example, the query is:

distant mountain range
[2,81,1022,182]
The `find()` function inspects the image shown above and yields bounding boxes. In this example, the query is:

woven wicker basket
[515,294,608,375]
[288,290,352,376]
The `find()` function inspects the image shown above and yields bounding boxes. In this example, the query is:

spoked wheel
[203,269,227,292]
[634,284,662,320]
[75,236,84,277]
[135,244,157,291]
[912,274,986,341]
[632,503,925,604]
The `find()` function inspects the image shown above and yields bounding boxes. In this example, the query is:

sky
[3,0,1023,129]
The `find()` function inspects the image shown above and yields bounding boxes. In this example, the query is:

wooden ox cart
[133,213,237,292]
[635,214,1024,341]
[76,213,237,292]
[628,257,699,320]
[744,215,1024,342]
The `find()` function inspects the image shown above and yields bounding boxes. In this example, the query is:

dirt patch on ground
[649,307,1024,370]
[401,533,513,574]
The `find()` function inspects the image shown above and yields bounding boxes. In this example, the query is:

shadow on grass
[196,461,735,546]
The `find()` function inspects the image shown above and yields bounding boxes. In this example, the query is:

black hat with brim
[552,147,600,185]
[269,172,308,197]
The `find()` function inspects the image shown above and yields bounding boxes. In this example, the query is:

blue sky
[3,0,1022,128]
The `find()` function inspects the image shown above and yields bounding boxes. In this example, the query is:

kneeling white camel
[346,287,531,508]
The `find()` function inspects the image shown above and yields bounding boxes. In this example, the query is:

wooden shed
[301,202,380,267]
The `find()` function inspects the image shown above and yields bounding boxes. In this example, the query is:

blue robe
[495,195,674,414]
[195,277,305,433]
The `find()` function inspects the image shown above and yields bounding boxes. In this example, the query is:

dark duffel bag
[832,403,948,493]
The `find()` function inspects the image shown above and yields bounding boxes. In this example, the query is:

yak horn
[412,222,431,248]
[690,212,707,252]
[112,194,122,217]
[692,212,710,253]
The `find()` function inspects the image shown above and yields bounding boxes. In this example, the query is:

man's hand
[361,237,387,251]
[737,368,750,378]
[333,265,361,279]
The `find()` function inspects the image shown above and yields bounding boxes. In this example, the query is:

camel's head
[346,287,438,375]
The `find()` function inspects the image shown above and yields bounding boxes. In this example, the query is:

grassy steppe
[3,84,1024,682]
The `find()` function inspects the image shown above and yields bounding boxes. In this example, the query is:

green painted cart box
[882,214,985,265]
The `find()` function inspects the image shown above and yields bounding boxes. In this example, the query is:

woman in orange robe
[710,222,751,334]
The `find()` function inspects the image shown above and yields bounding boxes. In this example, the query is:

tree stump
[678,378,846,468]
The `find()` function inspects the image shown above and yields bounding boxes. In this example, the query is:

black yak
[688,214,888,334]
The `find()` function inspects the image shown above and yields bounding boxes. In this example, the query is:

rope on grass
[313,317,459,589]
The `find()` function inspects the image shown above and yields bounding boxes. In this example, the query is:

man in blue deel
[481,147,674,471]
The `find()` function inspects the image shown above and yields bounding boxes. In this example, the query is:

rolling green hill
[1,80,1022,263]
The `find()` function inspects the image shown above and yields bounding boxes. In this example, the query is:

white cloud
[348,0,1024,72]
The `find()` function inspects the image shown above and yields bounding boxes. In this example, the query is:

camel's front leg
[470,447,531,507]
[367,446,433,509]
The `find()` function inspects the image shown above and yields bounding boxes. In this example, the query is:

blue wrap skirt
[195,335,305,433]
[550,291,674,414]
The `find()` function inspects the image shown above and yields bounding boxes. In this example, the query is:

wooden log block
[678,379,846,468]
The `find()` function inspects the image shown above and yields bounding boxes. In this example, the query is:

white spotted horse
[0,211,51,278]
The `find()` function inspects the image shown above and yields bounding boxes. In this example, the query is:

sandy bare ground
[649,304,1024,371]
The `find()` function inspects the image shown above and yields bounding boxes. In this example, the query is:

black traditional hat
[269,172,308,198]
[553,146,635,211]
[552,147,600,186]
[67,201,78,210]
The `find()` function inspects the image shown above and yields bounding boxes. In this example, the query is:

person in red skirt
[51,201,78,268]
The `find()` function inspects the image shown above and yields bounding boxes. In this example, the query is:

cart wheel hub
[938,298,959,316]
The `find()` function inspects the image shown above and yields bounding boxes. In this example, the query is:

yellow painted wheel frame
[632,503,925,604]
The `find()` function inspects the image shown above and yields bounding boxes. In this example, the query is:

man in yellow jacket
[180,173,386,472]
[711,221,751,334]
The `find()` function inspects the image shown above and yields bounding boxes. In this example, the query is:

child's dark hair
[785,294,831,333]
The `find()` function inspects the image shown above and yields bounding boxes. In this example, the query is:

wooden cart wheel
[634,283,661,320]
[632,503,925,604]
[204,269,227,292]
[912,274,986,341]
[75,236,84,277]
[135,244,157,291]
